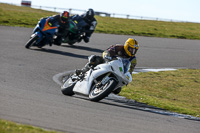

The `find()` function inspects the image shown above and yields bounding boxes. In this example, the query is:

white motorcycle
[61,57,132,102]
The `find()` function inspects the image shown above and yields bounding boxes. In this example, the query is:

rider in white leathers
[76,38,139,94]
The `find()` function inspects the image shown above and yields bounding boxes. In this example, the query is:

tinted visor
[128,46,137,55]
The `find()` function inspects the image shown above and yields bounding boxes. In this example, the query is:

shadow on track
[32,48,88,59]
[73,94,164,111]
[54,71,166,117]
[61,44,104,53]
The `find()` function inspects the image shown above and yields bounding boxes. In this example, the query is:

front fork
[29,32,43,46]
[94,73,111,88]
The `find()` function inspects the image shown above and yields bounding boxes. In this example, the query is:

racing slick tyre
[25,34,39,49]
[89,78,117,102]
[61,77,75,96]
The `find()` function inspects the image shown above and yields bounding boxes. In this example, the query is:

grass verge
[1,3,200,40]
[121,69,200,117]
[0,119,63,133]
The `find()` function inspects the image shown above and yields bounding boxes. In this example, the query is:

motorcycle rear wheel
[25,34,39,49]
[61,77,75,96]
[89,79,117,102]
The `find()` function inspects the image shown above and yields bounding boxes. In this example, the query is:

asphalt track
[0,26,200,133]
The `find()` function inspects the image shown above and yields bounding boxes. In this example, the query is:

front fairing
[71,15,88,31]
[33,18,46,33]
[33,18,58,35]
[92,58,132,84]
[108,58,132,84]
[68,20,78,34]
[32,18,58,44]
[76,19,87,30]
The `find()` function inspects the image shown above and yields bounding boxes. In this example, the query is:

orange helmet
[60,11,69,23]
[124,38,139,57]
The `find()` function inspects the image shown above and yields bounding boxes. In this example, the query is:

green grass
[96,17,200,40]
[0,119,63,133]
[121,69,200,117]
[1,3,200,39]
[0,3,200,133]
[0,3,55,27]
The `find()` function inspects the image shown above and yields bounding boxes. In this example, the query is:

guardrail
[30,5,193,23]
[2,2,195,23]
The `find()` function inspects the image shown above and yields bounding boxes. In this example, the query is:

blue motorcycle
[25,17,58,49]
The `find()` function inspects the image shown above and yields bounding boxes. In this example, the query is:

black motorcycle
[62,15,88,45]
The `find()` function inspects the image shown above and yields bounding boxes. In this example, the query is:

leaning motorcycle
[25,17,58,49]
[61,57,132,102]
[62,15,88,45]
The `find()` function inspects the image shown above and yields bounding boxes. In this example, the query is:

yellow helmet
[124,38,139,57]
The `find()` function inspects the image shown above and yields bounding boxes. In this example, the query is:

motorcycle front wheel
[89,78,117,102]
[25,34,39,49]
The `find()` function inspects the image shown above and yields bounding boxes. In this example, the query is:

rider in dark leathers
[50,11,70,46]
[70,8,97,43]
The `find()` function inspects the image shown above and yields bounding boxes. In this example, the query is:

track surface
[0,26,200,133]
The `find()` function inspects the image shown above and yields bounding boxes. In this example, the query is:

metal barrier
[1,2,194,23]
[30,5,192,23]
